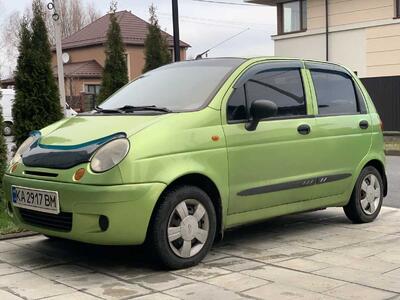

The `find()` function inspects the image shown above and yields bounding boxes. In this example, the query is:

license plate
[11,186,60,215]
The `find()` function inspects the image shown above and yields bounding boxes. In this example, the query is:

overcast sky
[0,0,276,76]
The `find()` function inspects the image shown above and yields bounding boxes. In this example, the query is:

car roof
[188,56,348,70]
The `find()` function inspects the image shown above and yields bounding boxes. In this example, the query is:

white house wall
[306,0,394,31]
[272,0,400,78]
[367,23,400,77]
[274,28,367,77]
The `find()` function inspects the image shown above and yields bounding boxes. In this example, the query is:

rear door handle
[359,120,369,129]
[297,124,311,135]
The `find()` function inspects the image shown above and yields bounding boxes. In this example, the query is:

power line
[158,13,275,28]
[192,0,259,6]
[158,14,272,33]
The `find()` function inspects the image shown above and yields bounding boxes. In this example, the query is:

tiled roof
[53,60,103,78]
[61,10,190,50]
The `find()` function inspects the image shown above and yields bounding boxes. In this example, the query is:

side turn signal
[211,135,220,142]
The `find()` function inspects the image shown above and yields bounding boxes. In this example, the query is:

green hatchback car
[4,57,387,269]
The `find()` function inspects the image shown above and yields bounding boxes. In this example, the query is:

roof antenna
[195,28,250,60]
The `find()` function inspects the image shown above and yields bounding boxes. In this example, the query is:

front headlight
[9,134,39,166]
[90,138,130,173]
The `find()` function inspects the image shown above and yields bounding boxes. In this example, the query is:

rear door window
[311,70,359,115]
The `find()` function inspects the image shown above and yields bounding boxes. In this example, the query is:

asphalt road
[384,156,400,208]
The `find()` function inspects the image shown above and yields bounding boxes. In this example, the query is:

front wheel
[149,186,216,269]
[344,166,383,223]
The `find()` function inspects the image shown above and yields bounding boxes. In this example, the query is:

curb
[384,131,400,137]
[385,150,400,156]
[0,231,39,241]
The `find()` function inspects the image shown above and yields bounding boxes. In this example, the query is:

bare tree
[87,1,101,23]
[0,0,101,77]
[0,11,26,77]
[46,0,101,43]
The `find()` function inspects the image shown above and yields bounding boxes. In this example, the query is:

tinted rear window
[311,70,359,115]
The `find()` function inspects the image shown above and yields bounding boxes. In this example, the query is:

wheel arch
[363,159,388,197]
[148,173,224,242]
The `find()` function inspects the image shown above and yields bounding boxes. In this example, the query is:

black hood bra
[22,132,127,170]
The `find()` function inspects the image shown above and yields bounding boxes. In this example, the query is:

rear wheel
[344,166,383,223]
[149,185,216,269]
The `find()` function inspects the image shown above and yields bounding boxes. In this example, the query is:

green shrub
[0,91,8,182]
[143,4,172,73]
[97,8,129,104]
[13,0,62,148]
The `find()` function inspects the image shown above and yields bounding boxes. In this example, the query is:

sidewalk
[0,207,399,300]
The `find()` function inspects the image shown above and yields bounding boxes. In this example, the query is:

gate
[361,76,400,132]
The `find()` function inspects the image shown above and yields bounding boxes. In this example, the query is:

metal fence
[361,76,400,132]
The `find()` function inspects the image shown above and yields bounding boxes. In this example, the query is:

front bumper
[3,174,166,245]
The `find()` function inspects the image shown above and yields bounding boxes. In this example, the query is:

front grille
[19,208,72,232]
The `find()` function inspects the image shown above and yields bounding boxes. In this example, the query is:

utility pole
[172,0,181,62]
[48,0,66,116]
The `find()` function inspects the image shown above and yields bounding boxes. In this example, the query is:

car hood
[21,114,172,169]
[39,114,171,146]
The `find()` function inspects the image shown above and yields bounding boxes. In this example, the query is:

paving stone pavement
[1,207,400,299]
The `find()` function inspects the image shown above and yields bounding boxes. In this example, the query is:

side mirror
[246,99,278,131]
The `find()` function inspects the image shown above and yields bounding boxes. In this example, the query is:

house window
[278,0,307,34]
[85,84,101,95]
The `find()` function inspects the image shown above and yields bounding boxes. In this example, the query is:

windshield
[98,58,244,112]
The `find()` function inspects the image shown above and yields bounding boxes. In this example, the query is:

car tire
[343,166,383,223]
[3,122,12,136]
[149,185,217,270]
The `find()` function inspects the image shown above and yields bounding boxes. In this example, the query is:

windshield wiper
[94,106,122,114]
[117,105,172,113]
[94,105,172,114]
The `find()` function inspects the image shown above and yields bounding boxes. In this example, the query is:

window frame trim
[226,62,309,124]
[277,0,307,35]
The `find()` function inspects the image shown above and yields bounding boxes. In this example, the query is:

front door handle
[297,124,311,135]
[359,120,369,129]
